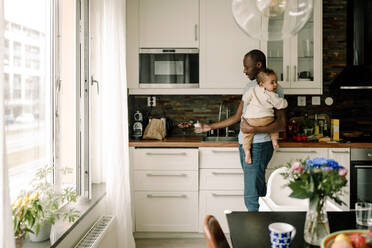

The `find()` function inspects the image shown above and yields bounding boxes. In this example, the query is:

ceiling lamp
[232,0,313,41]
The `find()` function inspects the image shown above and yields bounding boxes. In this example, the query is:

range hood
[330,0,372,91]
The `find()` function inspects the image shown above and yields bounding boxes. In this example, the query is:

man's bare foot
[245,150,252,164]
[272,140,279,150]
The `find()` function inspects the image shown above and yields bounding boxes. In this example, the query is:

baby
[242,68,288,163]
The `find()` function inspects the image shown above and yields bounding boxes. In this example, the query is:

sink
[202,136,238,142]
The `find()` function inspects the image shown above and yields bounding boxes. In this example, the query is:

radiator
[74,215,115,248]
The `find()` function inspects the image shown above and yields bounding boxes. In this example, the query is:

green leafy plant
[12,192,43,238]
[19,165,80,236]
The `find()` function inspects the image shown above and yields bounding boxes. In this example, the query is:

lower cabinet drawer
[199,191,246,233]
[135,191,198,232]
[134,171,198,191]
[199,169,244,190]
[199,147,241,169]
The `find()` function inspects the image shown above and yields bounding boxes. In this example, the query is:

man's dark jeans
[239,142,274,211]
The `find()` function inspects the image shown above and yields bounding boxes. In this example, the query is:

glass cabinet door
[267,17,291,88]
[265,0,322,94]
[295,14,314,83]
[291,0,322,91]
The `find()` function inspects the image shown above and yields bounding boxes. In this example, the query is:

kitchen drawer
[199,147,241,169]
[267,147,328,169]
[135,191,198,232]
[132,148,198,170]
[134,170,198,191]
[199,190,246,233]
[199,169,244,190]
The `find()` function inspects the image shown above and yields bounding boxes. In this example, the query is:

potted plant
[12,192,43,247]
[16,165,80,242]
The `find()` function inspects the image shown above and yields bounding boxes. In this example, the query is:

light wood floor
[135,238,206,248]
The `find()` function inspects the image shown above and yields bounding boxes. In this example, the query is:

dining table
[225,211,360,248]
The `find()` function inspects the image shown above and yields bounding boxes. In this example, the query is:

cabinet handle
[286,65,290,82]
[146,173,187,177]
[355,165,372,169]
[276,150,317,154]
[212,193,244,197]
[212,172,243,175]
[212,150,239,154]
[195,24,198,41]
[330,151,349,154]
[293,65,297,82]
[145,152,187,156]
[147,194,187,198]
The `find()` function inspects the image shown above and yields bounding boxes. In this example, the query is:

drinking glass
[355,202,372,226]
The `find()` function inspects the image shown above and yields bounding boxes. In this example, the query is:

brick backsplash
[128,0,372,137]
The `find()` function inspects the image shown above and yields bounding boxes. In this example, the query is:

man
[200,49,286,211]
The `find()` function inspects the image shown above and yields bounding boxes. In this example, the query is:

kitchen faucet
[218,101,230,137]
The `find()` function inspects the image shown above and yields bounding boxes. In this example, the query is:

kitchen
[1,0,372,248]
[127,0,372,247]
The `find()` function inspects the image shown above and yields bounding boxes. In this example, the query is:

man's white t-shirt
[238,79,284,144]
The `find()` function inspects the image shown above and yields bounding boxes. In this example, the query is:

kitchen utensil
[132,110,144,139]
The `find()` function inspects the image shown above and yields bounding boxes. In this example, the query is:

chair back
[203,215,230,248]
[266,167,307,206]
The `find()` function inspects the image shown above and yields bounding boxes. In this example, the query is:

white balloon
[232,0,313,41]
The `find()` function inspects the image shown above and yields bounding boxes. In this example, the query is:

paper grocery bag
[143,118,166,140]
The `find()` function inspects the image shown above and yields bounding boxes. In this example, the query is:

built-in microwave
[139,48,199,88]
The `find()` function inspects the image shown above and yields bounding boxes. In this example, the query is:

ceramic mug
[268,222,296,248]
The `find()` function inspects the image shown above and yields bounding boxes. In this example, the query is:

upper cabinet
[127,0,323,95]
[265,0,323,94]
[139,0,199,48]
[199,0,261,89]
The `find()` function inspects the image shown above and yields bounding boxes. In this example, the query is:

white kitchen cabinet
[328,148,350,210]
[199,0,261,89]
[199,147,245,233]
[199,191,245,233]
[265,0,323,94]
[135,191,199,232]
[139,0,199,48]
[199,147,241,169]
[132,148,199,232]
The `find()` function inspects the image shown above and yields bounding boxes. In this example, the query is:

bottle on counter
[323,121,329,137]
[194,121,202,134]
[314,114,320,136]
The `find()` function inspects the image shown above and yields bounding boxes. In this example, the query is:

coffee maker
[132,110,143,139]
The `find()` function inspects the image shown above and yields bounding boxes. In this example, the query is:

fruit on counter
[335,234,352,244]
[332,240,354,248]
[292,135,307,141]
[349,233,366,248]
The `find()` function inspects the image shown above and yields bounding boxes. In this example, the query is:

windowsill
[22,183,106,248]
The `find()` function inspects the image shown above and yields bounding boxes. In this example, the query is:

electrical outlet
[311,96,321,105]
[147,96,156,107]
[297,96,306,106]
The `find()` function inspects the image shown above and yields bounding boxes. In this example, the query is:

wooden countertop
[129,136,372,148]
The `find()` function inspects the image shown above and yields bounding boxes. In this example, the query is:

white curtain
[91,0,135,247]
[0,0,15,246]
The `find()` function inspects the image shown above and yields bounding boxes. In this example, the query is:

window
[4,0,56,201]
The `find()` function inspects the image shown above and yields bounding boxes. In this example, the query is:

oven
[350,148,372,208]
[139,48,199,88]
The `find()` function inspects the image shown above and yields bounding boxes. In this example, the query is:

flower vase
[15,235,25,248]
[304,196,330,245]
[29,221,52,242]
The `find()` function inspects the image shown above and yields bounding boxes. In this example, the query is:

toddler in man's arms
[242,68,288,163]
